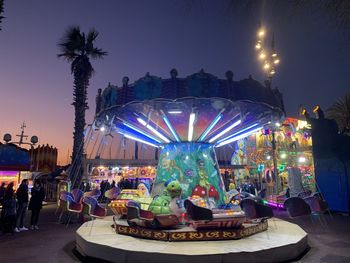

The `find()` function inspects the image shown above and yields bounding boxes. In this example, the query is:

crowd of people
[0,179,45,234]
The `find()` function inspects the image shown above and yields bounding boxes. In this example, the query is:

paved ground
[0,204,350,263]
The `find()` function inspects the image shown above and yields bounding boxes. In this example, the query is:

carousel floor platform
[76,216,308,263]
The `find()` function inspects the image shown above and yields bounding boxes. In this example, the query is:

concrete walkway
[0,204,350,262]
[0,204,80,263]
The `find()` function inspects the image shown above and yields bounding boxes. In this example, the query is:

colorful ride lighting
[188,113,196,142]
[137,117,171,143]
[162,115,180,142]
[215,125,262,148]
[118,132,159,148]
[122,122,161,143]
[274,59,280,64]
[198,113,222,142]
[208,119,241,143]
[168,110,182,114]
[298,156,306,163]
[262,200,284,209]
[137,117,147,126]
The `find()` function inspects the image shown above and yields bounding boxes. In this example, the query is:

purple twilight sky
[0,0,349,164]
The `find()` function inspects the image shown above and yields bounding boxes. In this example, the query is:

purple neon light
[263,200,284,209]
[0,171,18,176]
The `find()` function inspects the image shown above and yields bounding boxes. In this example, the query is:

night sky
[0,0,349,164]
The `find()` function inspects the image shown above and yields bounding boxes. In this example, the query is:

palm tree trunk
[71,71,89,187]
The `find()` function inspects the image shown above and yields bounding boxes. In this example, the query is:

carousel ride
[76,70,308,262]
[103,97,280,240]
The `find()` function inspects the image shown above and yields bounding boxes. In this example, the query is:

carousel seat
[57,191,73,212]
[84,189,101,199]
[104,187,120,200]
[284,197,311,218]
[303,196,328,214]
[83,196,107,219]
[184,199,212,221]
[184,199,246,230]
[57,191,74,223]
[240,198,273,220]
[71,189,84,203]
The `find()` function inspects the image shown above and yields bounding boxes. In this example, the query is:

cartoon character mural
[152,143,226,207]
[137,182,150,197]
[231,138,248,166]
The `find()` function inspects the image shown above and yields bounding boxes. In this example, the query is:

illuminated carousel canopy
[96,98,283,148]
[94,69,285,147]
[92,70,284,206]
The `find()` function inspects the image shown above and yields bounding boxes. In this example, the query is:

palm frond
[88,47,108,59]
[57,51,79,61]
[326,93,350,134]
[57,25,84,55]
[0,0,5,31]
[87,28,99,43]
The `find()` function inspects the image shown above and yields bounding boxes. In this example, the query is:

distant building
[30,144,58,173]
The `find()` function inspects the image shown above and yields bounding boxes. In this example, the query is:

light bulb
[258,30,265,38]
[255,42,262,50]
[259,52,266,60]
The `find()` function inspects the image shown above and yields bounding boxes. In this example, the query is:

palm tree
[326,93,350,135]
[0,0,4,31]
[57,26,107,171]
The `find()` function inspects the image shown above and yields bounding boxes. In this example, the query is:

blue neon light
[122,122,161,143]
[217,123,260,144]
[117,131,159,148]
[215,126,262,147]
[198,114,222,142]
[162,115,180,142]
[208,119,241,143]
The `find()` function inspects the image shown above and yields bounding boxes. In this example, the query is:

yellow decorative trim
[189,232,204,239]
[205,231,220,238]
[170,233,187,240]
[222,231,236,238]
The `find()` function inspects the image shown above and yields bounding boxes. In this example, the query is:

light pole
[255,26,281,194]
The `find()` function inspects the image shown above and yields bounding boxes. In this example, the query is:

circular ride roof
[95,98,284,147]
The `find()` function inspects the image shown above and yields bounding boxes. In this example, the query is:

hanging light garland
[255,27,280,82]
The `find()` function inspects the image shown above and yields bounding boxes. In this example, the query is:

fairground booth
[0,143,30,189]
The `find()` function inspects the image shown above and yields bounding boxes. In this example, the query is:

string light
[255,26,280,82]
